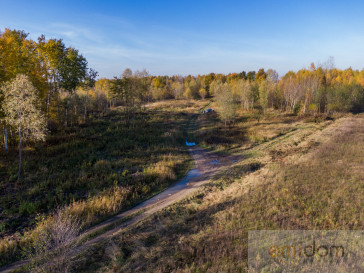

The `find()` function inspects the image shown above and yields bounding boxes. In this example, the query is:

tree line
[2,28,364,177]
[95,63,364,126]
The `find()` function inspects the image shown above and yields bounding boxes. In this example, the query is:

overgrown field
[74,115,364,272]
[0,100,205,267]
[194,101,341,152]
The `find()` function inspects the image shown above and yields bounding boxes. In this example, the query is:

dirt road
[74,145,241,252]
[0,145,240,273]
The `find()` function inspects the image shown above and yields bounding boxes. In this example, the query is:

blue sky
[1,0,364,78]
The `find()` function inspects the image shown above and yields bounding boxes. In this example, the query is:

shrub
[19,201,38,216]
[293,103,302,115]
[27,211,81,273]
[350,84,364,113]
[93,159,112,174]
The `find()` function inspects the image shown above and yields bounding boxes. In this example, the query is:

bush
[19,201,38,216]
[27,211,81,273]
[293,103,302,115]
[350,84,364,113]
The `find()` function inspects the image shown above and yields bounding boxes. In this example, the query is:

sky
[1,0,364,78]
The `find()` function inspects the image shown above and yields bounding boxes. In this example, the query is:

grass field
[0,100,207,267]
[2,98,362,272]
[71,113,364,272]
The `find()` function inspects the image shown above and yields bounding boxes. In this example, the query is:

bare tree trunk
[303,96,308,114]
[3,126,8,151]
[18,128,22,181]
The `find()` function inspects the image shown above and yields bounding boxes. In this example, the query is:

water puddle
[171,169,201,191]
[186,140,196,146]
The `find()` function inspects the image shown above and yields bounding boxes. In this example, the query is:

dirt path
[0,145,240,273]
[73,145,241,252]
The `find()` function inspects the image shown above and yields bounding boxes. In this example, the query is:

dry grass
[144,154,179,182]
[74,115,364,272]
[0,152,188,269]
[195,107,316,152]
[64,155,182,227]
[0,100,197,268]
[0,238,18,265]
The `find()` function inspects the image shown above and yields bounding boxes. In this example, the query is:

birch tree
[258,80,269,114]
[1,74,46,180]
[212,81,238,128]
[232,79,252,110]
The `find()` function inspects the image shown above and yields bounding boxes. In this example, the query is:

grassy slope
[0,100,206,266]
[74,114,364,272]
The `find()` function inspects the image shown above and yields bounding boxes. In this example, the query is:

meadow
[1,97,363,272]
[0,100,206,267]
[2,18,364,273]
[70,110,364,272]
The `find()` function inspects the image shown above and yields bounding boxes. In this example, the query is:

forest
[1,28,364,272]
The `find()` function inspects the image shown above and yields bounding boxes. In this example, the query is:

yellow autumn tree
[1,74,46,180]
